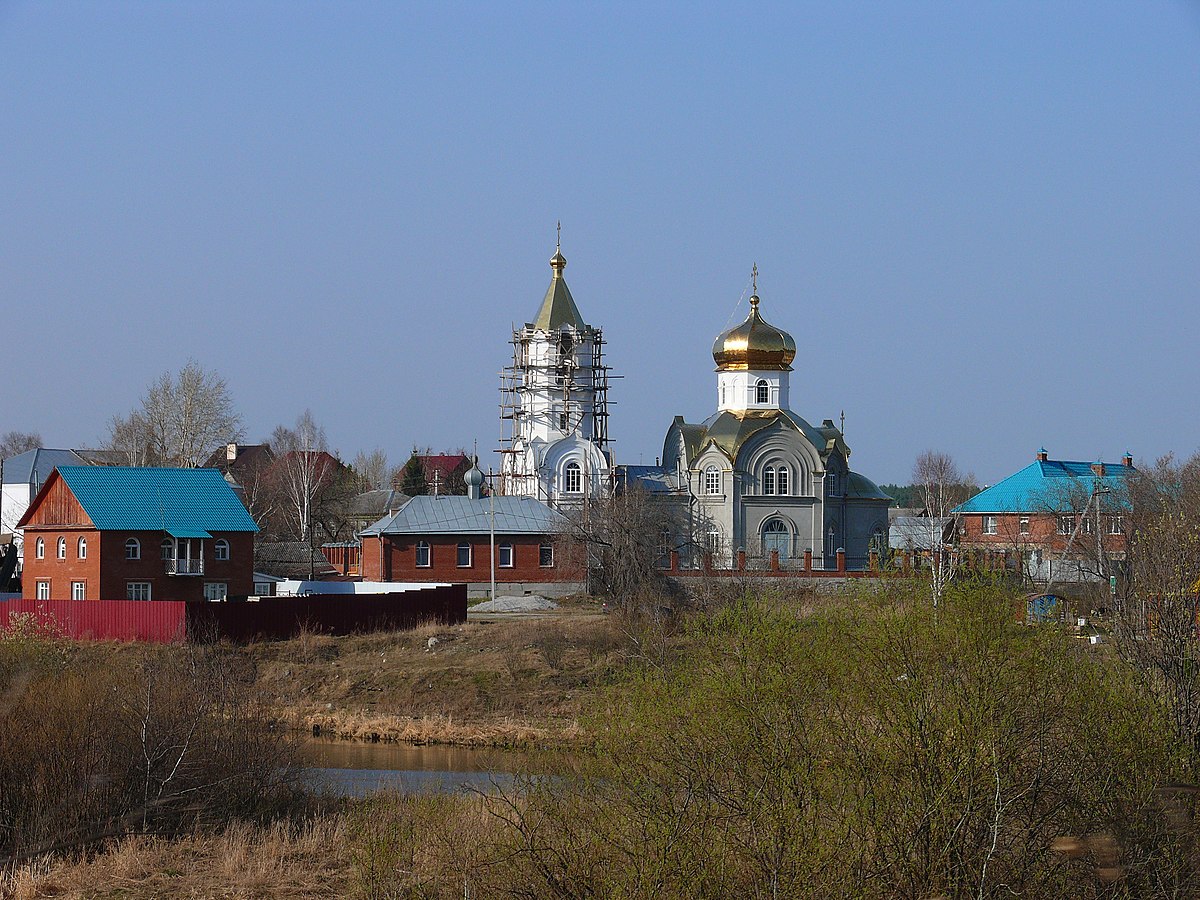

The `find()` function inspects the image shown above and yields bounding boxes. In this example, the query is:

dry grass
[249,614,624,747]
[1,817,350,899]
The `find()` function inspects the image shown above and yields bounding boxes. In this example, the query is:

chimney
[1091,461,1106,477]
[1122,452,1133,468]
[1036,447,1048,462]
[226,443,238,462]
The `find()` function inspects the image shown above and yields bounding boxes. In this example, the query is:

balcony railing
[165,558,204,576]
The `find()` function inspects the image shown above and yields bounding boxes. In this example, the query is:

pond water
[301,738,532,797]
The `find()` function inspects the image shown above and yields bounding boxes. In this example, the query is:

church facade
[649,274,891,571]
[497,242,613,507]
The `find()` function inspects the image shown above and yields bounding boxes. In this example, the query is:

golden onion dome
[712,293,796,371]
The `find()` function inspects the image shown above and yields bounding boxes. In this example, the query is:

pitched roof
[1,448,88,487]
[360,495,566,537]
[617,465,680,494]
[24,466,258,533]
[530,269,588,331]
[953,459,1134,514]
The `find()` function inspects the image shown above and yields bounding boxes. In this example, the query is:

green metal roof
[531,270,588,331]
[54,466,258,533]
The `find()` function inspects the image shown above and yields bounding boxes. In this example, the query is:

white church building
[497,241,614,506]
[648,270,892,571]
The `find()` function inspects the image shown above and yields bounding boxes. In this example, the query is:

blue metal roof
[53,466,258,533]
[1,448,87,487]
[953,459,1134,514]
[360,495,567,537]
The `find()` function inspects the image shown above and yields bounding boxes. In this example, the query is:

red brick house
[360,465,582,597]
[18,466,258,602]
[953,449,1134,583]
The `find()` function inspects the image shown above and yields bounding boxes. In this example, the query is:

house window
[203,583,227,601]
[498,543,514,568]
[539,543,554,567]
[71,581,86,601]
[125,538,141,560]
[1057,516,1074,535]
[559,412,568,430]
[161,539,175,561]
[126,582,151,601]
[563,462,582,494]
[415,541,431,568]
[57,537,66,560]
[706,526,722,558]
[36,580,50,600]
[777,466,790,496]
[704,466,721,495]
[35,538,44,560]
[756,379,769,404]
[214,539,230,561]
[983,516,998,535]
[457,542,472,567]
[1108,516,1123,535]
[77,537,87,559]
[1019,516,1030,535]
[1081,517,1094,535]
[762,466,776,495]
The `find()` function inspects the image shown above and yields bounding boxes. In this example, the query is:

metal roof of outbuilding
[40,466,259,533]
[360,495,567,537]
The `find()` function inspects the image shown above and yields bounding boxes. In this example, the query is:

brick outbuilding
[360,464,582,598]
[18,466,258,602]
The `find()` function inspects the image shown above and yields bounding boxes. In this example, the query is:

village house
[18,466,258,601]
[953,448,1134,583]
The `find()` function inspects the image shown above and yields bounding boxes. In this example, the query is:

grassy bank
[246,608,625,747]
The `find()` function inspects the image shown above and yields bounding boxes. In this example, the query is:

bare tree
[1115,452,1200,767]
[107,361,242,467]
[351,448,392,492]
[271,411,329,544]
[564,486,688,614]
[0,432,42,459]
[912,450,976,608]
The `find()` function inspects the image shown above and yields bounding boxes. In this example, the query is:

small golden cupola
[712,266,797,372]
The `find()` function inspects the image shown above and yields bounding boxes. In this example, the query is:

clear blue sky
[2,2,1197,484]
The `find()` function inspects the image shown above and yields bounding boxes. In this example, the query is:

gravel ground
[471,595,559,613]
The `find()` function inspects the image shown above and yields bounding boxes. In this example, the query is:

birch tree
[912,450,975,608]
[107,361,242,467]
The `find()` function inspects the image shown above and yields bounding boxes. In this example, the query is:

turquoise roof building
[953,450,1135,515]
[20,466,258,535]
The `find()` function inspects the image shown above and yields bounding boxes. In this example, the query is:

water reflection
[301,738,528,797]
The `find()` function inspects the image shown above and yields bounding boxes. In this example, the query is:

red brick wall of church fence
[362,534,582,584]
[0,586,466,643]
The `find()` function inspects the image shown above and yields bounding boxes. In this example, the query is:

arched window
[35,538,44,560]
[457,542,472,567]
[214,539,230,561]
[762,466,776,495]
[125,538,141,560]
[564,461,582,494]
[704,466,721,495]
[706,525,722,559]
[77,537,87,559]
[762,519,790,561]
[825,524,837,558]
[415,541,431,567]
[57,537,66,560]
[161,539,175,561]
[498,543,514,568]
[756,379,769,404]
[776,466,789,496]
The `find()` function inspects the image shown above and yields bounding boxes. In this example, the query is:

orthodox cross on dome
[751,263,760,309]
[556,220,561,251]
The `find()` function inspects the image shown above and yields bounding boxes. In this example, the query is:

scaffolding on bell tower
[497,323,613,498]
